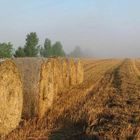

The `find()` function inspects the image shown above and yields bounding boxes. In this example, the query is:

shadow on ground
[48,117,102,140]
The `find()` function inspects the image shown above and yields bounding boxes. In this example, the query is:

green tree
[0,42,13,58]
[52,41,65,57]
[40,38,52,57]
[24,32,39,57]
[14,47,25,57]
[70,46,83,58]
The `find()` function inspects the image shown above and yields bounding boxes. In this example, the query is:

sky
[0,0,140,57]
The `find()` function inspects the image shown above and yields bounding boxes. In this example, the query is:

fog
[0,0,140,58]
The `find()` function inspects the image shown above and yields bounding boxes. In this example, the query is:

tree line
[0,32,84,58]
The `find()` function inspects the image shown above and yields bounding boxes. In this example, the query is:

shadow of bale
[48,117,104,140]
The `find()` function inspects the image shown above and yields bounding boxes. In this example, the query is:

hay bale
[52,58,63,93]
[69,58,77,86]
[75,59,84,84]
[61,58,70,88]
[14,58,54,119]
[0,60,23,135]
[39,59,54,118]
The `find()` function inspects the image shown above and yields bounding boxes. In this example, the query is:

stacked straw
[0,57,84,136]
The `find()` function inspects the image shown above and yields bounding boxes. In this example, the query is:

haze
[0,0,140,58]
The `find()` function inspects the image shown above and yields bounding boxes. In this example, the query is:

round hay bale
[39,59,54,118]
[69,58,77,86]
[61,58,70,88]
[75,59,84,84]
[52,58,63,93]
[0,60,23,135]
[14,58,54,119]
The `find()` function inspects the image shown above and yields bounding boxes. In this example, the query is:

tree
[0,42,13,58]
[52,41,65,57]
[24,32,39,57]
[70,46,83,58]
[40,38,52,57]
[14,47,25,57]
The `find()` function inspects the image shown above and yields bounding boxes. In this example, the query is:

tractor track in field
[46,60,122,140]
[64,60,125,140]
[64,59,140,140]
[83,59,140,140]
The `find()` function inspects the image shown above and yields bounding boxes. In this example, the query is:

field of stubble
[5,59,140,140]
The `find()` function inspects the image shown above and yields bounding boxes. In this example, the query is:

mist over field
[0,0,140,57]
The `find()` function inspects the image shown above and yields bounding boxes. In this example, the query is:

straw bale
[0,60,23,135]
[69,58,77,86]
[52,58,63,93]
[38,59,54,118]
[75,59,84,84]
[61,58,70,88]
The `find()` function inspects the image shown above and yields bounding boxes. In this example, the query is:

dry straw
[39,59,54,118]
[0,60,23,135]
[52,58,64,93]
[75,59,84,84]
[61,58,70,88]
[69,58,77,86]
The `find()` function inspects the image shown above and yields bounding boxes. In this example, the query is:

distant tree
[0,42,13,58]
[14,47,25,57]
[40,47,44,57]
[52,41,65,57]
[70,46,83,58]
[40,38,52,57]
[24,32,39,57]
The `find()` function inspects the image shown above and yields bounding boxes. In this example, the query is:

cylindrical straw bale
[61,58,70,88]
[52,58,63,93]
[0,60,23,135]
[69,58,77,86]
[75,59,84,84]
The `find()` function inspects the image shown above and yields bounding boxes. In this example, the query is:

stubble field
[5,58,140,140]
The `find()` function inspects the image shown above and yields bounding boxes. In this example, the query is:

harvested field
[6,58,140,140]
[0,60,23,136]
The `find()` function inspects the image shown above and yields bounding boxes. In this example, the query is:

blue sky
[0,0,140,57]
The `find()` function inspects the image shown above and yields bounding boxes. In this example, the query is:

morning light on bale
[69,58,77,86]
[61,58,70,88]
[52,58,63,93]
[0,60,23,135]
[39,59,54,118]
[14,58,54,119]
[75,59,84,84]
